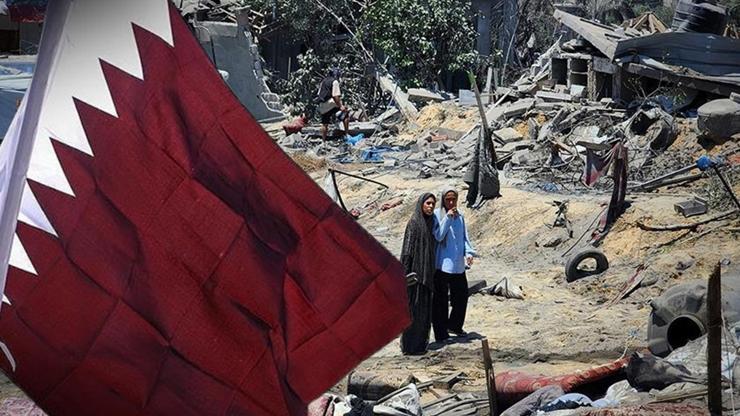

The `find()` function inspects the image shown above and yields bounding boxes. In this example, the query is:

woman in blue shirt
[432,187,475,343]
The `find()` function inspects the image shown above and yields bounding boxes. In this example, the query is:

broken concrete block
[534,102,565,112]
[422,160,440,169]
[698,98,740,143]
[536,91,573,103]
[511,150,532,165]
[527,118,540,141]
[572,125,600,141]
[279,133,302,148]
[493,127,524,144]
[459,89,476,106]
[570,84,586,99]
[517,83,538,94]
[407,88,445,103]
[486,98,535,123]
[500,140,534,153]
[383,159,397,168]
[732,93,740,104]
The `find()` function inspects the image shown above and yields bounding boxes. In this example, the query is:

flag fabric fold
[0,1,409,414]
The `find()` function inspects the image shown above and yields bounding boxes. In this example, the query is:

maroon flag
[0,1,409,414]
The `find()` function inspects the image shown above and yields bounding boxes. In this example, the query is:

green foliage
[238,0,479,92]
[364,0,479,87]
[272,48,373,117]
[726,0,740,27]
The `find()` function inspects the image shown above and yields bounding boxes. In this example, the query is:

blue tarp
[0,59,35,140]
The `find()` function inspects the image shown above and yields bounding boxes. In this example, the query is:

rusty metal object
[581,403,709,415]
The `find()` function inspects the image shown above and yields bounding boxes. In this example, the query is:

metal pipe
[712,165,740,211]
[634,173,704,192]
[629,163,696,190]
[328,168,389,189]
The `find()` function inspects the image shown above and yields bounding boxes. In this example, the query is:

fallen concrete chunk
[511,150,532,165]
[422,160,440,169]
[697,98,740,143]
[376,72,419,121]
[569,84,586,99]
[500,140,534,153]
[493,127,524,144]
[302,122,380,138]
[430,127,465,141]
[527,118,540,141]
[486,98,535,123]
[374,107,401,124]
[459,89,476,106]
[536,90,573,102]
[534,102,565,112]
[279,133,303,148]
[517,83,538,94]
[407,87,445,103]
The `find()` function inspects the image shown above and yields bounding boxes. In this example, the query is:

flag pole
[0,0,71,302]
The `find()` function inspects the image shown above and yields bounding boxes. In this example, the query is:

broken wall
[194,20,285,122]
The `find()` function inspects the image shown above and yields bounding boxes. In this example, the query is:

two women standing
[400,188,476,355]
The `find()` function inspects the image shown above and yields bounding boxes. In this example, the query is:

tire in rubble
[565,249,609,282]
[648,267,740,357]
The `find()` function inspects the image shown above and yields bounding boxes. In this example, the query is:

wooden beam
[481,339,498,416]
[622,63,740,97]
[707,263,722,416]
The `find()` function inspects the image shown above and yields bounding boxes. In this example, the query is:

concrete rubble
[260,4,740,414]
[179,1,740,415]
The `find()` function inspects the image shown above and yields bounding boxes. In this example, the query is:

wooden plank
[376,72,419,121]
[707,263,722,416]
[592,56,618,74]
[481,339,498,416]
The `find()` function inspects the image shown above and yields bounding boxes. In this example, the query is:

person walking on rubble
[315,67,350,141]
[432,187,476,343]
[400,193,438,355]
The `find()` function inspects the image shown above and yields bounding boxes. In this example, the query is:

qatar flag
[0,1,409,415]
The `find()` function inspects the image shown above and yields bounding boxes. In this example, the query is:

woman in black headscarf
[400,193,437,355]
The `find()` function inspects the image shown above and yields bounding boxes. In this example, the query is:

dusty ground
[310,158,739,397]
[0,115,736,410]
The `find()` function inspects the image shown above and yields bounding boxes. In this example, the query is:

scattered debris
[648,269,740,357]
[698,98,740,144]
[674,197,708,218]
[482,277,524,300]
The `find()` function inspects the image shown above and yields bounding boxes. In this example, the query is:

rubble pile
[261,5,740,416]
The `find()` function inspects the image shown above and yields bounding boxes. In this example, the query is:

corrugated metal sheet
[614,32,740,77]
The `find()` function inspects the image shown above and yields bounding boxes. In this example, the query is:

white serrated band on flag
[9,234,37,276]
[0,0,175,308]
[19,182,57,237]
[27,0,174,198]
[0,91,32,305]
